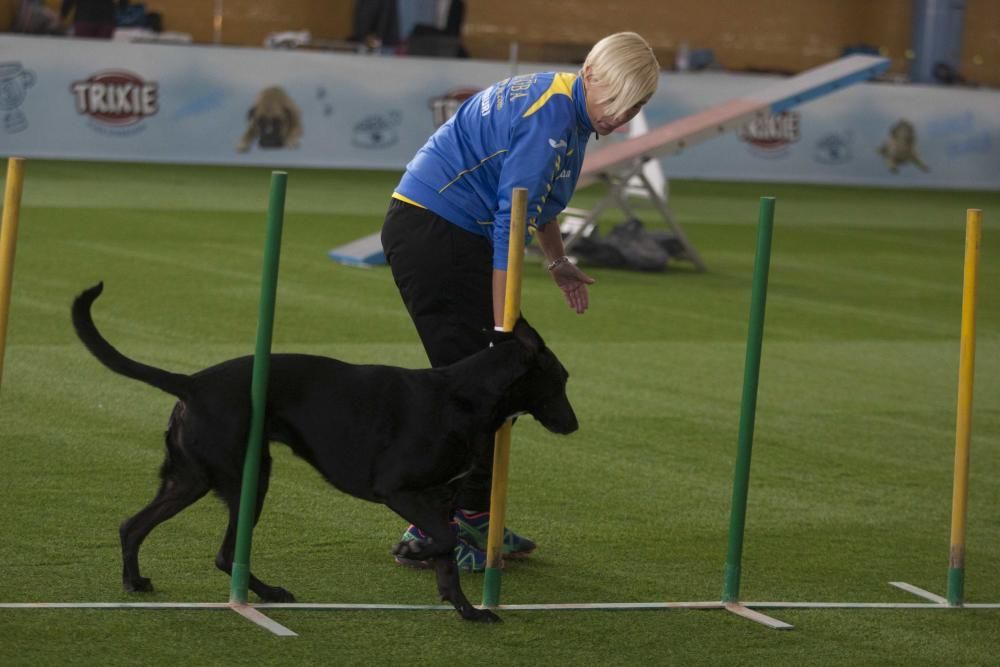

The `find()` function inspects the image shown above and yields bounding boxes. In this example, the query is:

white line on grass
[4,600,1000,611]
[254,601,725,610]
[3,596,998,639]
[0,602,230,608]
[888,581,949,605]
[229,603,298,636]
[724,603,794,630]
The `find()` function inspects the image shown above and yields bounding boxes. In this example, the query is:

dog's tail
[72,282,193,401]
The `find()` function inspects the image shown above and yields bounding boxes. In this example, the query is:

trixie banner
[2,35,997,190]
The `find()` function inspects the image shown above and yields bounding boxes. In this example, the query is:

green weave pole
[722,196,775,604]
[948,567,965,607]
[230,171,288,604]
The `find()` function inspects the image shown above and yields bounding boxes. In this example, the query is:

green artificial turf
[1,159,998,665]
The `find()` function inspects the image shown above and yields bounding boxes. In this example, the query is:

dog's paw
[123,577,154,593]
[258,586,296,603]
[392,540,425,559]
[463,607,501,623]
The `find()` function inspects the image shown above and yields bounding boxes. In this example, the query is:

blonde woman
[381,32,660,571]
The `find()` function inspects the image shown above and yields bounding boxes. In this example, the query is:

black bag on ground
[572,218,670,271]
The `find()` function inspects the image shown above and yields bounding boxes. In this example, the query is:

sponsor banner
[739,111,800,158]
[629,72,999,190]
[1,34,998,190]
[0,34,507,170]
[70,69,159,135]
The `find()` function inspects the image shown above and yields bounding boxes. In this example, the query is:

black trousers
[380,198,495,511]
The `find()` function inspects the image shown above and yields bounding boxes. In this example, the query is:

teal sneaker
[454,509,537,558]
[393,523,487,573]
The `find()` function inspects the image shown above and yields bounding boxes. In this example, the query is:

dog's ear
[512,316,544,358]
[451,347,533,418]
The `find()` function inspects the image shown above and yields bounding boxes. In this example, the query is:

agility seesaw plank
[577,55,890,186]
[328,231,387,268]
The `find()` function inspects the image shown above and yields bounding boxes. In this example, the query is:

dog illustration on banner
[237,86,302,152]
[878,119,929,173]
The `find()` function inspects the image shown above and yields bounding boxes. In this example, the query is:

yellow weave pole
[0,157,26,392]
[482,186,527,607]
[947,208,982,607]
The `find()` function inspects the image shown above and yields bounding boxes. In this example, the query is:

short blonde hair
[582,32,660,118]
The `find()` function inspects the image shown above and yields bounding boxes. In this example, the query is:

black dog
[71,282,578,622]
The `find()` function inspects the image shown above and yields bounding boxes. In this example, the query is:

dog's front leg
[215,462,296,603]
[430,554,499,623]
[216,509,296,602]
[386,491,500,623]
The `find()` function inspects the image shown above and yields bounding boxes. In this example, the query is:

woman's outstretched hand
[551,260,595,314]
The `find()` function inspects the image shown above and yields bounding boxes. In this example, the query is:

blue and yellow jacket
[394,72,594,270]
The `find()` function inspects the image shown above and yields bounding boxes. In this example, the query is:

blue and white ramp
[328,232,386,268]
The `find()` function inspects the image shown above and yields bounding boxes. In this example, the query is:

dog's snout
[559,408,580,435]
[564,412,579,434]
[536,395,578,435]
[556,409,579,435]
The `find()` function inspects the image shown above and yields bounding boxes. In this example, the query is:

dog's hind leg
[213,455,296,602]
[120,473,210,593]
[387,491,500,623]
